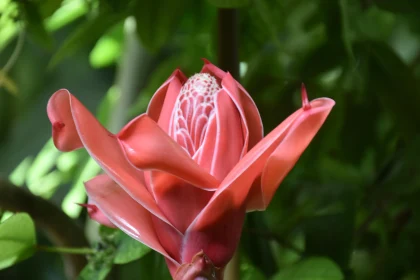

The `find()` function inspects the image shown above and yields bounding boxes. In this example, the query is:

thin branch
[217,9,239,79]
[217,7,240,280]
[0,179,89,279]
[36,245,96,255]
[0,27,25,89]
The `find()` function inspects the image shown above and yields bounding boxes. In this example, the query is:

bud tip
[301,83,311,110]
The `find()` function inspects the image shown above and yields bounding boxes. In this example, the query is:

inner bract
[171,73,221,156]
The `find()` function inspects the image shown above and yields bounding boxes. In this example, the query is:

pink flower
[47,60,334,277]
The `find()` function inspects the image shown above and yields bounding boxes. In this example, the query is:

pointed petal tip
[301,83,311,111]
[76,203,100,214]
[201,58,211,64]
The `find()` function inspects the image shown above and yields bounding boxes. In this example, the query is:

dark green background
[1,0,420,279]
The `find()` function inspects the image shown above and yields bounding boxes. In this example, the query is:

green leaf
[26,139,61,198]
[303,186,355,268]
[89,22,123,68]
[18,1,53,48]
[272,257,344,280]
[78,240,115,280]
[206,0,249,8]
[37,0,64,18]
[114,232,151,264]
[134,0,192,52]
[61,157,99,218]
[374,0,420,14]
[50,12,126,67]
[136,251,172,279]
[78,254,113,280]
[0,213,36,270]
[366,41,420,140]
[45,0,89,31]
[242,213,278,277]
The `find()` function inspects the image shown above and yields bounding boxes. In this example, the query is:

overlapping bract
[47,60,334,277]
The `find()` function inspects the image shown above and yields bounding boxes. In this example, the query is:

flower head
[47,60,334,278]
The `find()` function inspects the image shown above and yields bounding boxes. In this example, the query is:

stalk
[217,8,240,280]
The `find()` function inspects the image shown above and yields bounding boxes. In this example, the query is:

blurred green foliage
[1,0,420,279]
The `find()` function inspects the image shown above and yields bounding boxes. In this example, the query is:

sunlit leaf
[62,158,100,218]
[0,213,36,270]
[45,0,88,31]
[89,22,123,68]
[37,0,64,18]
[50,12,126,67]
[26,139,59,187]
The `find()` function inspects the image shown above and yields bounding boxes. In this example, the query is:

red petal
[259,98,335,208]
[221,73,264,151]
[189,97,335,230]
[78,201,115,228]
[201,63,264,154]
[200,59,226,84]
[52,90,171,226]
[150,171,213,233]
[117,114,219,190]
[85,174,181,265]
[196,90,244,181]
[147,69,187,133]
[181,193,245,268]
[47,89,83,151]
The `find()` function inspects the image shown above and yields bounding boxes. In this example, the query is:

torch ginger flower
[47,60,334,279]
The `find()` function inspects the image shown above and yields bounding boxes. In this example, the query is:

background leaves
[0,213,36,270]
[0,0,420,279]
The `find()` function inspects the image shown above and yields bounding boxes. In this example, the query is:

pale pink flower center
[172,73,221,156]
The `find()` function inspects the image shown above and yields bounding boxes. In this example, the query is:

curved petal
[85,174,181,265]
[47,89,83,151]
[54,90,172,227]
[151,171,214,233]
[117,114,219,190]
[181,191,245,268]
[196,90,244,181]
[259,101,334,208]
[189,97,335,230]
[201,62,264,153]
[221,73,264,151]
[147,69,187,133]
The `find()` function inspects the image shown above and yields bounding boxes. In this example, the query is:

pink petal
[197,90,244,181]
[50,90,171,226]
[201,62,264,153]
[85,174,181,265]
[259,99,335,209]
[47,89,83,151]
[78,202,115,228]
[150,171,213,233]
[181,193,245,267]
[147,69,187,133]
[187,97,335,236]
[117,114,219,190]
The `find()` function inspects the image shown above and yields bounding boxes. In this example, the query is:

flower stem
[36,245,96,255]
[217,8,239,79]
[217,7,240,280]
